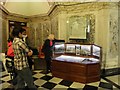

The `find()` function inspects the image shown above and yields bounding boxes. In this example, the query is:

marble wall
[27,16,51,48]
[105,5,118,69]
[0,9,2,53]
[0,11,7,53]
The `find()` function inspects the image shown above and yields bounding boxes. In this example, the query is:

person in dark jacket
[42,34,55,74]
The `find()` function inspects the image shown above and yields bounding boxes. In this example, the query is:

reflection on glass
[54,44,65,54]
[92,45,100,57]
[66,44,76,53]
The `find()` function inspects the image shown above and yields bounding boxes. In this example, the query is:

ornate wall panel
[36,23,42,47]
[42,21,51,42]
[1,11,7,53]
[28,17,51,48]
[51,16,59,39]
[67,14,95,43]
[28,22,36,48]
[109,15,118,58]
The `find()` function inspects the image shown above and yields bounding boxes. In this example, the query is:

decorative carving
[51,16,58,39]
[67,14,95,43]
[109,14,118,58]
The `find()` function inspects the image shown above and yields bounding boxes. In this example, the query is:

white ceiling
[4,1,52,16]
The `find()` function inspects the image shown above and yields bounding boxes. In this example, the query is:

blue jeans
[15,67,37,90]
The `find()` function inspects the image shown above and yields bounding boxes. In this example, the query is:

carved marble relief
[2,19,7,52]
[68,15,86,39]
[89,14,95,44]
[43,21,51,42]
[109,15,118,58]
[36,23,42,47]
[51,16,58,39]
[67,14,95,43]
[0,19,2,52]
[29,22,36,48]
[28,20,51,48]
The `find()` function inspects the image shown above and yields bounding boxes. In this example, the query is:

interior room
[0,0,120,90]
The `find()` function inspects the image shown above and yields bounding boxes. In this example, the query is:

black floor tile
[40,75,53,81]
[7,79,13,84]
[40,70,51,74]
[41,82,57,89]
[83,85,98,90]
[67,87,79,90]
[33,77,38,81]
[0,80,5,84]
[101,68,120,77]
[99,82,113,89]
[1,74,9,78]
[2,88,14,90]
[59,80,73,87]
[32,71,38,75]
[35,85,40,88]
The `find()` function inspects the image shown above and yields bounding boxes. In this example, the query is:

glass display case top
[92,45,101,57]
[54,55,99,64]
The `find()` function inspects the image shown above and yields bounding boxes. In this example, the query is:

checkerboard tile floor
[0,70,118,90]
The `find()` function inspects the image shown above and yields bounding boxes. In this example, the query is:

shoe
[45,70,49,74]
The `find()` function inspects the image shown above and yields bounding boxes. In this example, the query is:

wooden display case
[51,43,102,84]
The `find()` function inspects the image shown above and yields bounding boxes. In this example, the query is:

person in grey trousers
[12,26,37,90]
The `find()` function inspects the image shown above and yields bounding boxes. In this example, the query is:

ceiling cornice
[0,4,9,15]
[1,2,118,19]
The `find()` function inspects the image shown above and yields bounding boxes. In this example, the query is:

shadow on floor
[34,58,46,70]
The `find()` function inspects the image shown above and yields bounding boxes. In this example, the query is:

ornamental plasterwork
[109,14,118,58]
[67,14,95,43]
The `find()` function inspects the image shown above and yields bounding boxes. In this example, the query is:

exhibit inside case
[54,40,65,54]
[80,45,91,55]
[53,43,102,63]
[92,44,101,57]
[65,43,80,54]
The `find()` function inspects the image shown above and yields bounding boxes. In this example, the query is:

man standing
[42,34,55,74]
[12,27,37,90]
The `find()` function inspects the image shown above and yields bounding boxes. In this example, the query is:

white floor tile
[106,75,119,84]
[53,84,68,89]
[1,76,11,81]
[34,79,47,86]
[87,81,100,87]
[49,77,63,84]
[33,73,44,78]
[1,82,11,89]
[70,82,85,88]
